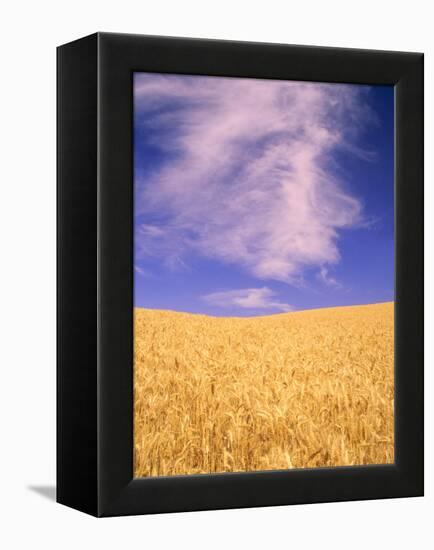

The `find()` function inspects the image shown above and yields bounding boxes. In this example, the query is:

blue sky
[133,73,394,316]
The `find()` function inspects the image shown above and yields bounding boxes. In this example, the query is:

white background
[0,1,431,548]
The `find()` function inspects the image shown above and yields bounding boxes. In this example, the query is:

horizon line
[133,300,394,320]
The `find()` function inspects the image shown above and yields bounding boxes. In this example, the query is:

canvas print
[133,73,394,477]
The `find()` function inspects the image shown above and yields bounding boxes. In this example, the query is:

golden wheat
[134,302,394,477]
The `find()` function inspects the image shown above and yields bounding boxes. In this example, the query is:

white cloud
[202,287,293,312]
[317,266,342,288]
[134,74,372,284]
[134,265,151,278]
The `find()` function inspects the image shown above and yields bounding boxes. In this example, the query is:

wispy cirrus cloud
[134,74,374,285]
[202,287,293,312]
[134,265,151,278]
[317,266,342,289]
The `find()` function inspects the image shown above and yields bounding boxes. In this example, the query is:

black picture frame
[57,32,424,517]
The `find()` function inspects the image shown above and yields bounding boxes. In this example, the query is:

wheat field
[134,302,394,477]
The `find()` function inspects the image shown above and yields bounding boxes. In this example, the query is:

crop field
[134,302,394,477]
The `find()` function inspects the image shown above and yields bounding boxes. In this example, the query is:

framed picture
[57,32,423,517]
